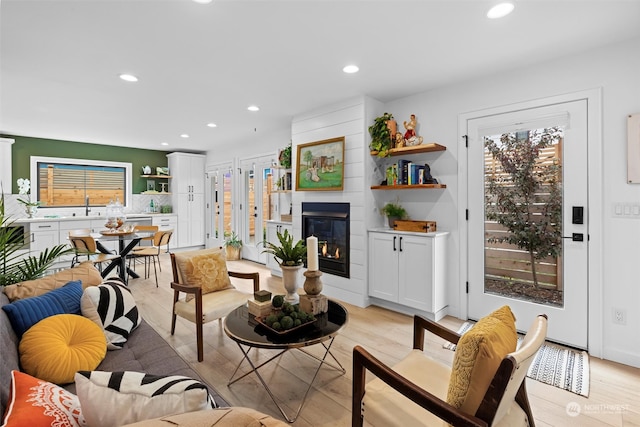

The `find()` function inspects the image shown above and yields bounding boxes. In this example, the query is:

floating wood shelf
[141,175,172,178]
[370,143,446,157]
[371,184,447,190]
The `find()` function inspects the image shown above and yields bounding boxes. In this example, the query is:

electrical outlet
[613,308,626,325]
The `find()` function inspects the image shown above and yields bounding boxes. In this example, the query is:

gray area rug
[444,322,590,397]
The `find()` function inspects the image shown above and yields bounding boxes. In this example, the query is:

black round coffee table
[224,299,348,422]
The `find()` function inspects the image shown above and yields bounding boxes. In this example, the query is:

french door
[238,155,273,263]
[467,100,588,348]
[206,162,234,249]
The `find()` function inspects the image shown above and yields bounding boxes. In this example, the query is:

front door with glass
[467,100,588,349]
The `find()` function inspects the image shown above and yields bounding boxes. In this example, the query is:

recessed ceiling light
[180,134,189,138]
[192,0,213,3]
[119,74,138,82]
[247,105,260,112]
[207,123,217,128]
[487,2,514,19]
[343,65,359,74]
[161,142,169,146]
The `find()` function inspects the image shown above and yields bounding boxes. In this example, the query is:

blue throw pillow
[2,280,83,337]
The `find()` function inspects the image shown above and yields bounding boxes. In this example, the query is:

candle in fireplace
[307,236,319,271]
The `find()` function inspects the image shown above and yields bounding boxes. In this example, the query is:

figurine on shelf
[403,114,424,146]
[423,164,438,184]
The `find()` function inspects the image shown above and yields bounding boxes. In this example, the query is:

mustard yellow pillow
[173,248,221,283]
[174,248,233,302]
[4,261,102,302]
[19,314,107,385]
[446,305,517,415]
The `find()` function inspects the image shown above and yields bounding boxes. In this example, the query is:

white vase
[280,265,302,303]
[25,205,38,218]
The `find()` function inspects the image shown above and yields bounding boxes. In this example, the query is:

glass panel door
[205,162,232,249]
[468,100,588,348]
[239,155,273,263]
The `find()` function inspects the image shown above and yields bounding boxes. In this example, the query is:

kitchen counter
[14,213,175,224]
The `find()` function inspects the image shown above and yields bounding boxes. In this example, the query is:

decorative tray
[254,314,316,336]
[100,230,134,236]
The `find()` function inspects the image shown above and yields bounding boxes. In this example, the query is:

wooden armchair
[169,249,260,362]
[352,310,547,427]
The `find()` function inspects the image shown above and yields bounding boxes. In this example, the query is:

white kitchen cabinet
[368,230,448,320]
[168,153,205,194]
[152,215,178,250]
[168,153,205,248]
[28,222,60,256]
[265,220,292,277]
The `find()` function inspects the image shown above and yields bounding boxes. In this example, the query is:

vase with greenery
[223,230,243,260]
[381,201,408,228]
[1,187,73,287]
[369,112,396,157]
[262,229,306,302]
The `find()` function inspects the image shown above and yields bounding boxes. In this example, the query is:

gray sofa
[0,291,229,417]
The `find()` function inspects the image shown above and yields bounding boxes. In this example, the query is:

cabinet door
[398,235,433,311]
[190,156,205,194]
[175,194,191,248]
[30,230,59,255]
[188,195,205,246]
[368,232,399,302]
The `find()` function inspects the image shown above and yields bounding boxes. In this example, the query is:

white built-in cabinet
[152,215,178,250]
[265,220,292,277]
[29,222,59,256]
[168,153,205,248]
[368,229,448,320]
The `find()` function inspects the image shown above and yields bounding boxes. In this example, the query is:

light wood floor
[126,254,640,426]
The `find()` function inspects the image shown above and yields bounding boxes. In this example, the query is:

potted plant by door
[369,112,396,157]
[223,231,243,261]
[381,201,408,228]
[261,229,307,302]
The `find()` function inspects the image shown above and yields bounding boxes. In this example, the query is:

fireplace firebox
[302,202,350,278]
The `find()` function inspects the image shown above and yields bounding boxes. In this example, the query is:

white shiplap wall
[291,97,373,307]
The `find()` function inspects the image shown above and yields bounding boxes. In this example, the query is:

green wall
[5,135,171,194]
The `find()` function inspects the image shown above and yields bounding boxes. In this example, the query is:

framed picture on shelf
[295,136,345,191]
[146,180,156,191]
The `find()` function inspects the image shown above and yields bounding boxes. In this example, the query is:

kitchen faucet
[85,196,91,216]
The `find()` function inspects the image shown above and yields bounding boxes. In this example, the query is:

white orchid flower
[17,178,31,195]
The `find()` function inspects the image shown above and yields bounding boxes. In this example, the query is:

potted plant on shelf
[369,112,396,157]
[278,143,292,169]
[261,229,306,302]
[223,231,243,261]
[381,201,408,228]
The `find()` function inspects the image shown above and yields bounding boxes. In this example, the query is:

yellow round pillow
[20,314,107,384]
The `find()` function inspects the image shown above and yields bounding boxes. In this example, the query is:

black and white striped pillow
[80,277,141,350]
[75,371,215,427]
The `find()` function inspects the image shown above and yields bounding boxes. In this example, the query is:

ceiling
[2,0,639,153]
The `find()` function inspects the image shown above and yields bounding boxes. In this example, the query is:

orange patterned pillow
[2,370,85,426]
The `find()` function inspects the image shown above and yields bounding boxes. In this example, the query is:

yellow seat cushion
[19,314,107,384]
[174,248,233,302]
[446,305,517,415]
[3,261,103,302]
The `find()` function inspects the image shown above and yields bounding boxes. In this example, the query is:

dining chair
[352,306,548,427]
[128,230,172,287]
[68,231,120,274]
[170,248,260,362]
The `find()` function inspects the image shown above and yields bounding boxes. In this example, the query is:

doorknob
[562,233,584,242]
